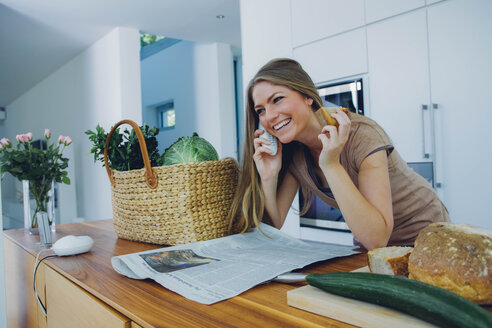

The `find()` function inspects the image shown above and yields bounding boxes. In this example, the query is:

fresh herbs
[86,124,162,171]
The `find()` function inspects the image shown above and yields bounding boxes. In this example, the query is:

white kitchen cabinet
[367,0,492,229]
[291,0,365,47]
[426,0,445,5]
[365,0,425,23]
[293,28,367,84]
[367,9,432,164]
[427,0,492,229]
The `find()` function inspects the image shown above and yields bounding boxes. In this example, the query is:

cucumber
[306,272,492,328]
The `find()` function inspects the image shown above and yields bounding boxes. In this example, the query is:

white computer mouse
[52,235,94,256]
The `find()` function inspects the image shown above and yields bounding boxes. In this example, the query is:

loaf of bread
[367,246,412,276]
[408,222,492,304]
[320,107,348,127]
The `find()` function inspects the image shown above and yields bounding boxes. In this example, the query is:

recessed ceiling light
[216,15,225,19]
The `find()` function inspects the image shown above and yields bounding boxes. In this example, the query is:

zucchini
[306,272,492,328]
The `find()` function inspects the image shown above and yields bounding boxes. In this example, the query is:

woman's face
[252,81,314,144]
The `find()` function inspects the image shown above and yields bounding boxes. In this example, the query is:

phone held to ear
[258,122,278,156]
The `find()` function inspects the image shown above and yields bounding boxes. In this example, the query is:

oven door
[298,79,364,232]
[299,193,350,232]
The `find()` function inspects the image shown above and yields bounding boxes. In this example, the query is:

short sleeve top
[288,110,449,246]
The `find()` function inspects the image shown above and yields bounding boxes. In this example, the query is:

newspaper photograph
[140,249,219,273]
[111,223,358,304]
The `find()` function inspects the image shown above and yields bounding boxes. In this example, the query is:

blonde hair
[228,58,323,233]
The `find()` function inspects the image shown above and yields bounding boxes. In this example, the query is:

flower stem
[29,178,52,228]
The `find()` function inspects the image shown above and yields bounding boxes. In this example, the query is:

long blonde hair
[228,58,323,233]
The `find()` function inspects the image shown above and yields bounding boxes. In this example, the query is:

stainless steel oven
[299,78,364,232]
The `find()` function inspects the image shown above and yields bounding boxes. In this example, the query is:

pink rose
[58,135,66,144]
[26,132,33,141]
[64,136,72,146]
[0,138,10,150]
[44,129,51,139]
[16,134,30,143]
[0,137,9,146]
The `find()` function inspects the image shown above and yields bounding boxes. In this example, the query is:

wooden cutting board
[287,266,437,328]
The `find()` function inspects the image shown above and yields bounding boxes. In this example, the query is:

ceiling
[0,0,241,108]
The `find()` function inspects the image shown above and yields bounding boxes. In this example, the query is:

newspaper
[111,223,358,304]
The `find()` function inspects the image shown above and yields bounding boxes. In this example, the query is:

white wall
[141,41,237,159]
[3,27,142,223]
[194,42,236,159]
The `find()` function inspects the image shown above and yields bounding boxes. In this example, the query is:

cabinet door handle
[432,103,444,190]
[421,104,431,159]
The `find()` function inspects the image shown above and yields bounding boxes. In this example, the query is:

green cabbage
[161,133,219,165]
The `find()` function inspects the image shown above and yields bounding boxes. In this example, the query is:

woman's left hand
[318,107,351,168]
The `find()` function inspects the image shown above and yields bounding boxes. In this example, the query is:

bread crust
[368,246,412,276]
[408,222,492,304]
[387,252,411,276]
[320,107,348,127]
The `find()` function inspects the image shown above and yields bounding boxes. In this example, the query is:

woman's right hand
[253,129,282,181]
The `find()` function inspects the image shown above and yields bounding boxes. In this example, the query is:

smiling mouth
[274,119,291,131]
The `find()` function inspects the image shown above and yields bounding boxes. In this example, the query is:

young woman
[229,58,449,250]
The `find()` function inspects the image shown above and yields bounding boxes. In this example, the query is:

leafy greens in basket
[161,132,219,166]
[86,125,218,171]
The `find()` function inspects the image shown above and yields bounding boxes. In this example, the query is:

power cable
[33,249,56,317]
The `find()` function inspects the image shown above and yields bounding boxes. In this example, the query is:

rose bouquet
[0,129,72,229]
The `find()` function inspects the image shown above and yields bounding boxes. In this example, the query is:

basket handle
[104,119,158,189]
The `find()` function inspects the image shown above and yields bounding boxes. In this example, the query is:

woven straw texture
[111,158,239,245]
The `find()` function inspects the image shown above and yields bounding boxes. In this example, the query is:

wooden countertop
[3,220,370,327]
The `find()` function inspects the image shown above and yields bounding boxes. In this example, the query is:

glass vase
[22,179,56,234]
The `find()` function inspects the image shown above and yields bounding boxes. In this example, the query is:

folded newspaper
[111,223,358,304]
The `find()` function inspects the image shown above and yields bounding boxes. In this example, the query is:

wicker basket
[104,120,239,245]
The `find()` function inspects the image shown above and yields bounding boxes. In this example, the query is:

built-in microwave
[318,79,364,116]
[299,78,364,232]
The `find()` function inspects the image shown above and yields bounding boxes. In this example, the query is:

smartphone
[258,122,278,156]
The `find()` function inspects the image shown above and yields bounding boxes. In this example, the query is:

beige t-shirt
[288,110,449,246]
